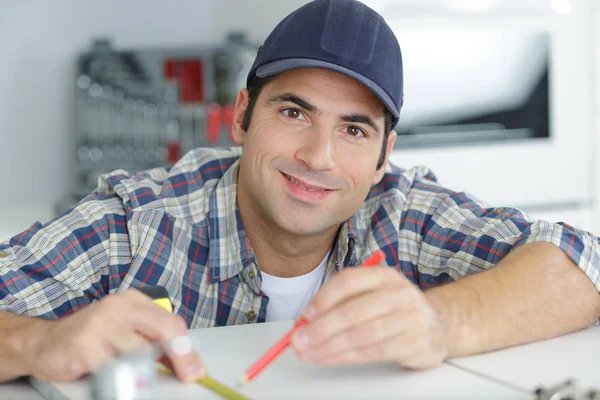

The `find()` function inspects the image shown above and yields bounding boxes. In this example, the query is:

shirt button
[247,309,257,321]
[493,208,505,215]
[0,250,8,259]
[248,270,256,279]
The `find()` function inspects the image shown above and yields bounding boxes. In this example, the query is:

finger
[131,315,206,383]
[130,313,206,382]
[98,291,183,342]
[161,335,206,382]
[303,311,413,362]
[293,287,411,351]
[106,330,152,356]
[158,354,174,371]
[98,291,206,382]
[303,267,409,321]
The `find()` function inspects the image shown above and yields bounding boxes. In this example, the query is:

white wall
[214,0,310,43]
[385,0,596,233]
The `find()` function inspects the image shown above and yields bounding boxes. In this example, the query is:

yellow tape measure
[157,365,251,400]
[137,286,173,313]
[138,286,251,400]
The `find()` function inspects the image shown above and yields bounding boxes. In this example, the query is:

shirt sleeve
[0,193,130,319]
[405,179,600,300]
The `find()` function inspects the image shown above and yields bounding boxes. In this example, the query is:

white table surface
[449,325,600,392]
[4,322,598,400]
[21,321,529,400]
[0,378,45,400]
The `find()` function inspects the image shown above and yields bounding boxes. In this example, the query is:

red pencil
[238,250,386,385]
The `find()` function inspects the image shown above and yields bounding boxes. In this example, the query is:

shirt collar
[207,159,254,283]
[333,184,406,271]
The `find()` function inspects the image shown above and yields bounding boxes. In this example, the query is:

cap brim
[256,58,400,119]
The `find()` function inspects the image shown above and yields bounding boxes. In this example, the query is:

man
[1,0,599,385]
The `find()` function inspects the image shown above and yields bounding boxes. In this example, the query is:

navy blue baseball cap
[247,0,404,129]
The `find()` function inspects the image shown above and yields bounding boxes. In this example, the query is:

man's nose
[294,128,336,172]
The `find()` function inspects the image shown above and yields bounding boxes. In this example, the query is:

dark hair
[242,76,394,170]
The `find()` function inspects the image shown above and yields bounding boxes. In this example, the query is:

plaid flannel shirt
[1,147,599,327]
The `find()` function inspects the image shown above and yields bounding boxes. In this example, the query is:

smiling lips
[281,172,333,192]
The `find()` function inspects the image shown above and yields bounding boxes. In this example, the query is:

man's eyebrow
[267,93,382,135]
[266,93,320,114]
[341,114,381,136]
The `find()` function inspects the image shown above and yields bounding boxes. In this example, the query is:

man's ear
[231,88,249,145]
[372,130,397,184]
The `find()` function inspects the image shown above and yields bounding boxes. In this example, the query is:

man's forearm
[0,311,45,382]
[425,242,600,358]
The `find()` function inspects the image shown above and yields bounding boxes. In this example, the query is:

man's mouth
[282,173,332,192]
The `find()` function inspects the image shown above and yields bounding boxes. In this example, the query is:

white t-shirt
[261,253,329,322]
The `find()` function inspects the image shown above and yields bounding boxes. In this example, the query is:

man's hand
[291,265,448,369]
[22,289,205,382]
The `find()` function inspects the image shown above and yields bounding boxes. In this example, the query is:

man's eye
[345,126,366,138]
[282,108,305,120]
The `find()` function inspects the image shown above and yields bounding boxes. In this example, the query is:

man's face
[232,68,397,238]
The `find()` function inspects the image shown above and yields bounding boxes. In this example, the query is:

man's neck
[247,222,336,278]
[237,197,338,278]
